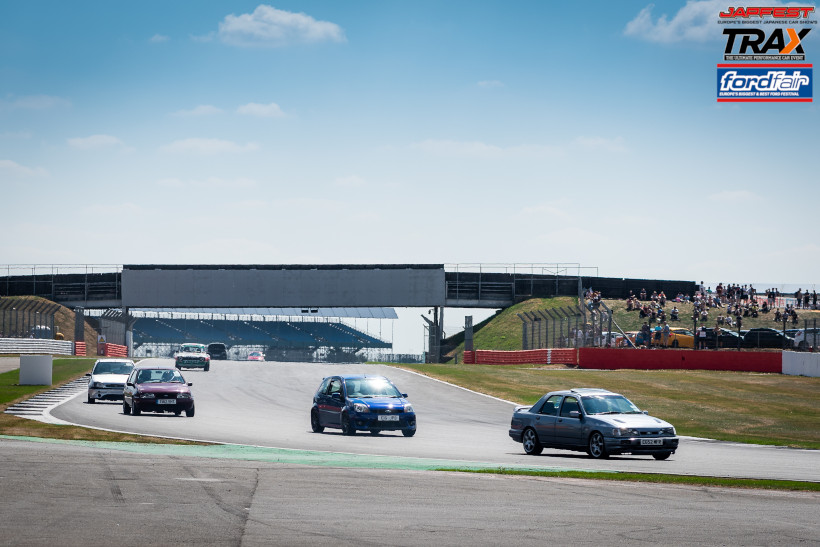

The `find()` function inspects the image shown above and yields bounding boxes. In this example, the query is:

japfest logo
[716,6,815,102]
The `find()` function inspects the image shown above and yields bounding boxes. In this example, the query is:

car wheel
[522,428,543,455]
[587,431,608,459]
[87,396,95,404]
[341,413,355,435]
[311,409,324,433]
[402,428,416,437]
[132,403,141,416]
[186,404,195,418]
[122,401,131,415]
[204,364,210,371]
[653,452,672,460]
[174,410,182,416]
[369,430,381,435]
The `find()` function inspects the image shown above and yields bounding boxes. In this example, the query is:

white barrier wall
[19,355,53,385]
[0,338,74,355]
[782,352,820,378]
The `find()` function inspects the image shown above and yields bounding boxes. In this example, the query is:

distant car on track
[123,363,195,417]
[207,342,228,360]
[86,358,135,404]
[175,343,210,371]
[247,351,265,361]
[311,375,416,436]
[509,388,678,460]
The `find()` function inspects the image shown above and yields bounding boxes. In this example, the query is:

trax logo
[723,28,811,55]
[719,6,815,18]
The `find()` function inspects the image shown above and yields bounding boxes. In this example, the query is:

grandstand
[132,316,391,362]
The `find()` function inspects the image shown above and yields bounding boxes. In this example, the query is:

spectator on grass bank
[713,324,721,350]
[641,322,651,348]
[698,326,707,349]
[670,307,679,321]
[640,288,647,301]
[662,322,670,347]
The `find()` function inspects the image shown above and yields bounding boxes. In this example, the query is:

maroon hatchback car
[123,364,195,417]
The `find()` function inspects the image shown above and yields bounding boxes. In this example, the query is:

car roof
[133,362,177,370]
[327,374,388,381]
[94,358,135,363]
[546,388,616,397]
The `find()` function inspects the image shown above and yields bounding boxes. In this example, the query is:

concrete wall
[0,338,74,355]
[122,265,446,308]
[782,351,820,377]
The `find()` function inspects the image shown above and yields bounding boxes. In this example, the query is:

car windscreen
[181,346,203,353]
[581,395,641,415]
[136,369,185,384]
[345,378,402,398]
[93,361,134,375]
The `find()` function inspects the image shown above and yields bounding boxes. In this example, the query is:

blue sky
[1,0,818,287]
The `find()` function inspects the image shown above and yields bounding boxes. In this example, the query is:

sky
[1,1,818,350]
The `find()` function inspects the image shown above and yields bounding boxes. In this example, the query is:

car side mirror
[187,382,193,386]
[402,393,408,398]
[569,410,581,419]
[331,393,342,401]
[126,382,133,387]
[85,373,91,376]
[642,410,649,415]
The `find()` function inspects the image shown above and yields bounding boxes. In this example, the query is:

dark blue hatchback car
[311,374,416,436]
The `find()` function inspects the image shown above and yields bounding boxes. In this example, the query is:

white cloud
[333,175,366,188]
[521,200,573,220]
[172,105,223,116]
[625,1,731,43]
[217,4,346,47]
[149,34,170,43]
[413,139,565,159]
[236,102,285,117]
[0,159,49,178]
[3,94,71,110]
[160,138,259,154]
[477,80,504,88]
[707,190,764,202]
[67,134,126,150]
[156,176,258,189]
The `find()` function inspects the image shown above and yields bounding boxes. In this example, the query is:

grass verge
[0,358,200,445]
[437,468,820,491]
[391,363,820,449]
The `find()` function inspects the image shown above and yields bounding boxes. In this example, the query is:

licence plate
[157,399,176,405]
[377,415,399,421]
[640,438,663,446]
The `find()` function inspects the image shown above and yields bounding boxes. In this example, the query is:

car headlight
[139,392,155,398]
[612,428,638,437]
[352,402,369,413]
[662,427,676,435]
[404,404,414,413]
[177,393,191,399]
[89,381,101,389]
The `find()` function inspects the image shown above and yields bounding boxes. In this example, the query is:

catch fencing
[518,301,613,350]
[0,298,60,339]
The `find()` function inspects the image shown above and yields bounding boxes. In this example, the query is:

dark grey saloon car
[509,388,679,460]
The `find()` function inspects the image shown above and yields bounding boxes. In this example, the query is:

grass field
[392,363,820,449]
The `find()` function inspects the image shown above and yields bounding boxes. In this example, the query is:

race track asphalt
[49,359,820,482]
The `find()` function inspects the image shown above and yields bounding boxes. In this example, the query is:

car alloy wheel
[653,452,672,460]
[122,401,131,415]
[87,396,95,404]
[311,410,324,433]
[341,413,356,436]
[587,431,608,459]
[522,428,543,455]
[132,403,141,416]
[186,404,195,418]
[402,428,415,437]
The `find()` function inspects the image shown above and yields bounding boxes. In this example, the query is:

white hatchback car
[87,359,135,404]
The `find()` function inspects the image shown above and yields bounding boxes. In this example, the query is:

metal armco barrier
[578,348,781,373]
[0,338,74,355]
[463,349,578,365]
[98,342,127,357]
[74,342,87,356]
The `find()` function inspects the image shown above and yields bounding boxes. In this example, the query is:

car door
[533,395,562,445]
[319,378,344,427]
[554,396,585,447]
[123,370,137,406]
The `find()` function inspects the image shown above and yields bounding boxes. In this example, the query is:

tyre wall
[782,351,820,377]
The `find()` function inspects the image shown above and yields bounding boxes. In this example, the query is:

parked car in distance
[311,375,416,437]
[247,351,265,361]
[704,327,743,349]
[509,388,678,460]
[787,328,820,350]
[742,328,795,349]
[207,342,228,360]
[86,358,135,404]
[175,343,210,371]
[123,363,195,417]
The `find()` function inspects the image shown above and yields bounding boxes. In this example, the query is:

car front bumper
[605,436,679,455]
[351,412,416,431]
[88,388,125,401]
[133,398,194,413]
[176,360,208,368]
